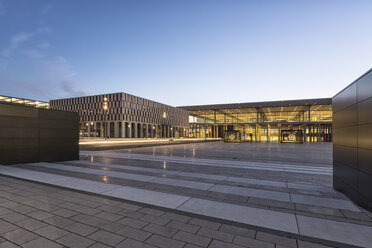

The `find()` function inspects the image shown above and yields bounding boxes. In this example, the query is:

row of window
[50,93,182,110]
[80,114,187,125]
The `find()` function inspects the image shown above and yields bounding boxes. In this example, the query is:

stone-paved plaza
[0,142,371,248]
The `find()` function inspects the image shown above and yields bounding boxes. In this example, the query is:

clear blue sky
[1,0,372,106]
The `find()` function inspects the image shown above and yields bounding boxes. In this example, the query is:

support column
[145,124,149,138]
[93,122,97,137]
[139,123,143,138]
[134,123,138,138]
[87,124,91,137]
[127,123,132,138]
[318,124,321,142]
[107,122,111,138]
[303,124,307,143]
[254,125,257,142]
[114,122,119,138]
[121,121,125,138]
[101,123,104,138]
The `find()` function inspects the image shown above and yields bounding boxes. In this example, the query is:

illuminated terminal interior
[180,98,332,142]
[0,95,50,109]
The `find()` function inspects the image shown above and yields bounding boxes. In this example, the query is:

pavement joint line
[0,172,363,248]
[81,154,333,178]
[69,159,333,190]
[0,165,369,248]
[80,139,221,151]
[10,167,356,219]
[102,153,332,170]
[21,162,355,212]
[80,151,332,175]
[12,168,358,225]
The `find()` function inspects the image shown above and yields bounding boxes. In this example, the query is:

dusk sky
[1,0,372,106]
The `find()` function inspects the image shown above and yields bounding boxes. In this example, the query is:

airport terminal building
[180,98,332,142]
[1,94,332,142]
[50,93,189,138]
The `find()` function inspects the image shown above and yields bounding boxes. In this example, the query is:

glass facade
[185,99,332,142]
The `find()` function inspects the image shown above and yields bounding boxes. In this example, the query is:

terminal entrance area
[186,100,332,142]
[188,123,332,142]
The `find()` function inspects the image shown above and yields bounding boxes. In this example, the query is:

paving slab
[209,184,291,202]
[0,166,64,183]
[81,150,332,175]
[68,160,183,175]
[297,215,372,247]
[151,177,214,190]
[288,183,337,193]
[178,172,227,181]
[177,198,299,233]
[1,142,370,248]
[104,186,191,209]
[226,176,287,188]
[29,162,157,182]
[29,162,214,190]
[291,193,360,212]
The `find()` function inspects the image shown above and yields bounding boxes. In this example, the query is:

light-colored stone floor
[0,142,370,247]
[0,175,337,248]
[108,141,333,165]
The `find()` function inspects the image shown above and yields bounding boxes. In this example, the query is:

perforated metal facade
[50,92,189,138]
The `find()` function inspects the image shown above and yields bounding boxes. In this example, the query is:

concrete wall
[0,103,79,165]
[333,68,372,211]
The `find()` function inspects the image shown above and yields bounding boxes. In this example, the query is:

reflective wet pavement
[107,141,333,166]
[0,142,371,247]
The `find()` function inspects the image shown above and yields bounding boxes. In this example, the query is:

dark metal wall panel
[358,97,372,125]
[0,104,39,164]
[38,108,79,162]
[0,103,79,165]
[358,124,372,150]
[333,68,372,212]
[333,145,358,168]
[333,83,357,113]
[332,104,357,129]
[358,148,372,175]
[334,162,359,189]
[358,171,372,205]
[357,71,372,102]
[332,126,358,147]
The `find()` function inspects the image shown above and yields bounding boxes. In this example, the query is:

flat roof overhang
[178,98,332,111]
